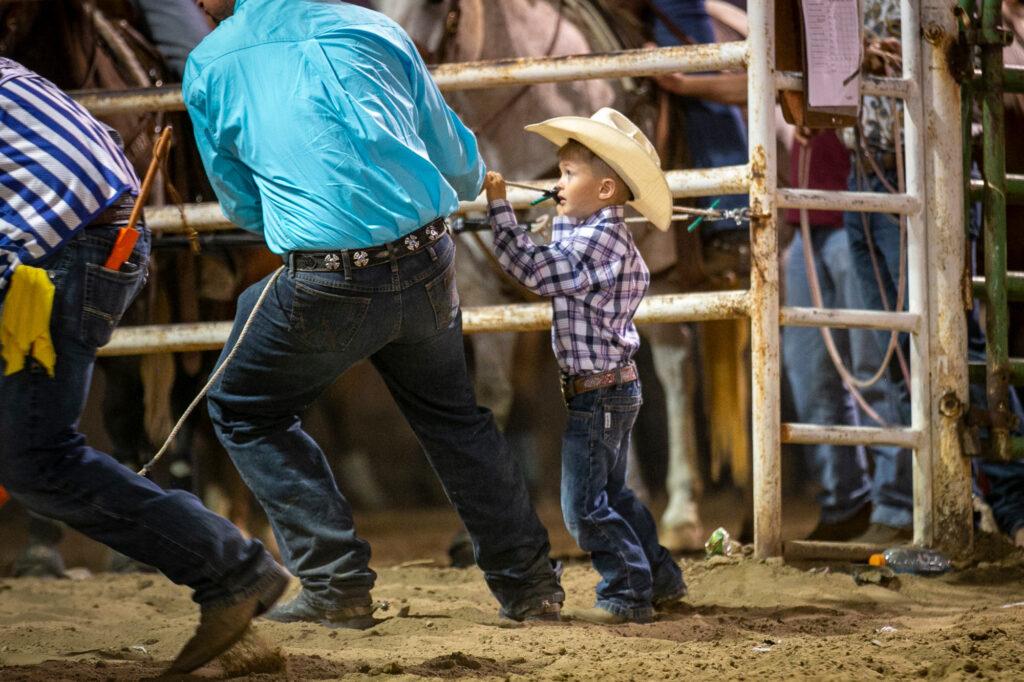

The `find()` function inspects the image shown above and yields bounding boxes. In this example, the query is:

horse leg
[644,323,705,552]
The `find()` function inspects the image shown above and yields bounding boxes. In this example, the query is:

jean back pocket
[80,262,144,348]
[426,263,459,331]
[289,279,370,352]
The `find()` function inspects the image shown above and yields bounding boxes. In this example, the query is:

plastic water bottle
[868,547,951,574]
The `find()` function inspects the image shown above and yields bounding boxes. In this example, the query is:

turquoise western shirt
[182,0,485,252]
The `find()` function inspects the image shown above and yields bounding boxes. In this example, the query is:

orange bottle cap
[868,553,886,567]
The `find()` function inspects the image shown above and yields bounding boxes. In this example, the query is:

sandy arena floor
[1,504,1022,681]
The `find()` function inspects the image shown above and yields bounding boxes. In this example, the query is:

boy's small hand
[484,171,507,202]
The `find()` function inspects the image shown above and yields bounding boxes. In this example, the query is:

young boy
[484,108,685,624]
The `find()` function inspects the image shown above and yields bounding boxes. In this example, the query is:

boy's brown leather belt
[561,363,638,402]
[289,218,448,272]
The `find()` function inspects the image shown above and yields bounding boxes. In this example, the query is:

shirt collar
[583,204,625,226]
[553,204,624,231]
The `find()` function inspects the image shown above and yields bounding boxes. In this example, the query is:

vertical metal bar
[922,0,973,555]
[959,0,976,241]
[981,0,1011,460]
[747,0,781,558]
[902,0,934,545]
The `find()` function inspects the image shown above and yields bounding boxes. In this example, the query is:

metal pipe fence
[75,0,971,557]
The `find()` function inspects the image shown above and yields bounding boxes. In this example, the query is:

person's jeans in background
[787,224,913,528]
[0,224,277,607]
[207,234,563,620]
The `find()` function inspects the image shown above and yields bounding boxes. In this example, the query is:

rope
[797,144,891,426]
[792,48,913,424]
[137,266,285,477]
[856,56,913,390]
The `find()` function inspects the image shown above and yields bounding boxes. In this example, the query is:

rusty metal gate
[71,0,975,558]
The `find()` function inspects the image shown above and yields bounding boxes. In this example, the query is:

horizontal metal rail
[972,273,1024,301]
[98,290,750,356]
[144,165,927,234]
[968,360,1024,385]
[776,188,921,215]
[432,42,748,91]
[780,423,922,450]
[74,55,919,119]
[780,306,920,333]
[72,43,748,116]
[145,167,752,233]
[783,540,887,561]
[775,71,913,99]
[970,175,1024,204]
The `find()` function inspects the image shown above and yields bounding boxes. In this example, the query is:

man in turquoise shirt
[185,0,564,626]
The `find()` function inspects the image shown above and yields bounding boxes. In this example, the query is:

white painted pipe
[781,423,922,450]
[99,290,750,357]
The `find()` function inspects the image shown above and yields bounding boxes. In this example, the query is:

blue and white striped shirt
[489,200,650,376]
[0,58,140,300]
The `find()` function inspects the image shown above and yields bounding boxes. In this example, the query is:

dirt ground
[1,501,1023,681]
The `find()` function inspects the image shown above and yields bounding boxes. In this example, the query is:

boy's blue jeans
[0,224,278,607]
[207,234,563,619]
[561,380,684,620]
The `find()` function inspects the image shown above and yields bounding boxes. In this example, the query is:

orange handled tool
[103,126,174,271]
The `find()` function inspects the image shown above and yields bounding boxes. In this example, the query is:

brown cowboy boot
[166,563,289,675]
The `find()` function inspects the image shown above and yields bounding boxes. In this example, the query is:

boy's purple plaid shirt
[488,199,650,376]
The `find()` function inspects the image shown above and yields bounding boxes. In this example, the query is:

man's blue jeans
[0,224,276,607]
[561,380,683,620]
[207,233,562,619]
[783,228,912,528]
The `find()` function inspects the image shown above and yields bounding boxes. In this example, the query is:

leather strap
[561,363,639,402]
[289,218,448,272]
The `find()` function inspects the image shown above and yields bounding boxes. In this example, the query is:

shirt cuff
[488,199,517,229]
[488,198,512,212]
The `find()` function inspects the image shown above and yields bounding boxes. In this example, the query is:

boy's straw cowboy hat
[525,107,672,231]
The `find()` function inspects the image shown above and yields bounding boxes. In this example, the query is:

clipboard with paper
[777,0,861,128]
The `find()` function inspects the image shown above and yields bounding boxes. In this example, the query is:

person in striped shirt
[0,58,287,675]
[485,108,686,625]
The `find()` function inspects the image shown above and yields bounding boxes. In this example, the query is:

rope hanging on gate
[856,51,913,391]
[137,267,284,477]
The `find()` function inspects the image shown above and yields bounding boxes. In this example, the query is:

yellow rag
[1,265,56,377]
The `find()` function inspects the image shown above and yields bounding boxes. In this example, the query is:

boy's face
[554,158,619,220]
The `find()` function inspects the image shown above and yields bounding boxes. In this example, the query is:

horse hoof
[659,522,705,554]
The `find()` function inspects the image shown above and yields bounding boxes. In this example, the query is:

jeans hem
[201,553,283,609]
[819,499,871,526]
[652,580,687,605]
[870,504,913,530]
[305,590,374,611]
